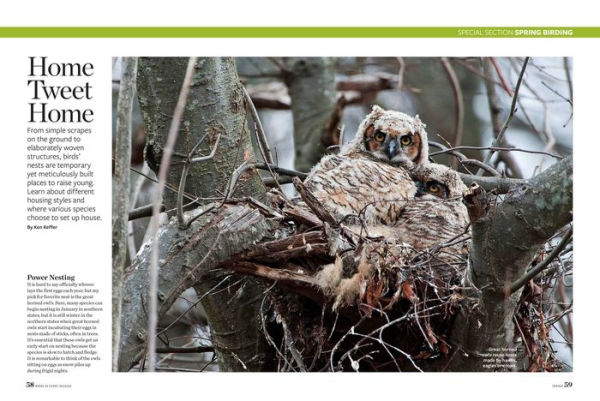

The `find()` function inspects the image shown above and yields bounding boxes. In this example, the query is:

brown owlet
[304,106,429,234]
[397,162,470,250]
[314,162,470,309]
[340,105,429,167]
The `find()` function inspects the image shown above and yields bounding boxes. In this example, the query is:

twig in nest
[227,231,328,263]
[254,163,308,179]
[292,177,338,226]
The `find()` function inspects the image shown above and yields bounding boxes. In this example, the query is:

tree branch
[449,156,572,371]
[112,56,137,371]
[125,57,270,372]
[118,205,275,372]
[457,173,527,194]
[440,57,464,169]
[510,227,572,294]
[478,58,527,177]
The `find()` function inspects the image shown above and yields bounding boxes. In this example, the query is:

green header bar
[0,27,599,38]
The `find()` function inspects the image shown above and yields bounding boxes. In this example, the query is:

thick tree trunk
[112,57,137,371]
[119,57,269,371]
[448,156,572,371]
[117,205,275,372]
[137,57,265,206]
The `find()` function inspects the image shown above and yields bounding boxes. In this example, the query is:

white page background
[0,3,595,400]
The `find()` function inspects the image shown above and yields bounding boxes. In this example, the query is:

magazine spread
[2,2,596,399]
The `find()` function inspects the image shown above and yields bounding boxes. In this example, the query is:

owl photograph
[112,57,573,373]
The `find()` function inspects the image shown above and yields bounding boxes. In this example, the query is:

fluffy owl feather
[305,154,416,235]
[395,162,470,250]
[303,105,429,236]
[311,162,470,309]
[341,105,429,167]
[301,106,469,308]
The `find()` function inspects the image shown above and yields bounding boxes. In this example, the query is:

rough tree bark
[118,205,275,371]
[283,57,337,172]
[112,57,137,371]
[137,57,265,205]
[448,156,572,371]
[119,57,270,371]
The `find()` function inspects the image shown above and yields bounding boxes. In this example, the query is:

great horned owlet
[399,162,470,250]
[341,105,429,167]
[304,106,429,234]
[314,162,470,309]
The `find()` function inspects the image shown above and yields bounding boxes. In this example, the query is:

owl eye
[374,130,386,142]
[425,181,448,198]
[400,135,413,146]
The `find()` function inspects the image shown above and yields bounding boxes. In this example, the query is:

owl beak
[384,138,399,159]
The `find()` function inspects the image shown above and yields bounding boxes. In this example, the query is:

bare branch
[242,85,274,164]
[478,57,529,176]
[129,204,165,221]
[440,57,464,169]
[189,134,221,163]
[254,163,308,179]
[563,57,573,104]
[429,141,501,177]
[177,133,221,228]
[430,145,562,160]
[541,80,573,106]
[156,346,214,354]
[490,57,513,96]
[457,173,527,194]
[510,227,573,294]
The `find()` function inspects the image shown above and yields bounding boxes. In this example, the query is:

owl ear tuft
[364,105,385,126]
[371,105,385,115]
[414,114,426,129]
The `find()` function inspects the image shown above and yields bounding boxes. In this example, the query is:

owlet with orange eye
[340,105,429,167]
[388,162,470,250]
[304,106,430,234]
[410,162,467,200]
